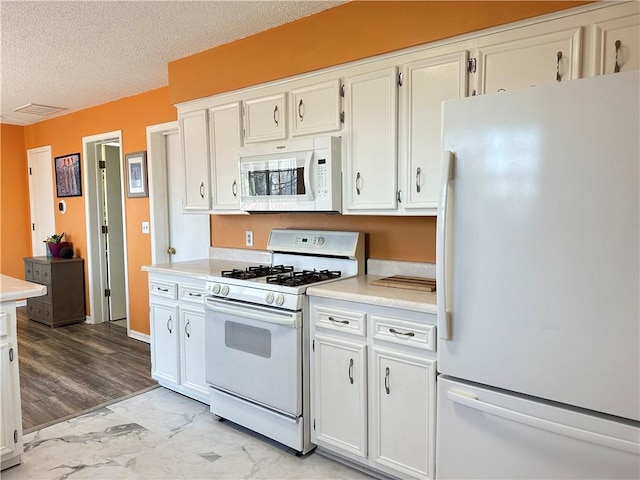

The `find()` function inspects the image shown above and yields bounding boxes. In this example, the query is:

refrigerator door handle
[447,390,640,455]
[437,151,453,340]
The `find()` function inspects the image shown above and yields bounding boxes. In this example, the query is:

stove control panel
[295,235,325,247]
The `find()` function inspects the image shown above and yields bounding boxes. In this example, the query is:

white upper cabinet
[290,79,342,137]
[209,102,243,212]
[243,93,286,143]
[179,110,211,211]
[343,66,399,212]
[398,50,468,213]
[475,25,583,95]
[592,10,639,75]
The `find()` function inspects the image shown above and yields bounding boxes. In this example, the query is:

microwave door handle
[303,151,314,200]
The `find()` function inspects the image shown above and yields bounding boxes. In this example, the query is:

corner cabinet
[179,110,211,211]
[310,296,437,480]
[148,273,208,404]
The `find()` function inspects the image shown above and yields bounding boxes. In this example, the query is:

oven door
[204,296,302,417]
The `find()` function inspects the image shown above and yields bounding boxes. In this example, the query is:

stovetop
[221,264,294,280]
[220,264,342,287]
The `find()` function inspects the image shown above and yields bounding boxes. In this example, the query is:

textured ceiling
[0,0,346,126]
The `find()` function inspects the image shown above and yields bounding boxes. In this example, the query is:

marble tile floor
[4,387,374,480]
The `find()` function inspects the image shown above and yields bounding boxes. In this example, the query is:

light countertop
[0,274,47,302]
[307,275,437,314]
[142,258,267,279]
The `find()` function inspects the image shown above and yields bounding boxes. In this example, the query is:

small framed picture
[125,151,148,198]
[54,153,82,197]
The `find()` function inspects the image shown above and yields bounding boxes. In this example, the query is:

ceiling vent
[13,103,67,116]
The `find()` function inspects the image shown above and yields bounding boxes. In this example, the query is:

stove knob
[265,292,274,304]
[221,285,229,296]
[212,283,221,294]
[275,294,285,306]
[316,236,325,246]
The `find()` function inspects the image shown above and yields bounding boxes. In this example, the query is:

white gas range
[204,229,364,455]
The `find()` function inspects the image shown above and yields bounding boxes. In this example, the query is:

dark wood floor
[16,306,157,431]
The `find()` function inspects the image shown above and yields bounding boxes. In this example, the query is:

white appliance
[239,136,342,213]
[204,229,364,455]
[436,71,640,479]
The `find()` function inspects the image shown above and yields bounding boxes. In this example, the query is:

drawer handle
[185,319,191,338]
[157,287,169,293]
[167,316,173,334]
[389,328,415,337]
[188,292,202,297]
[384,366,390,394]
[328,316,349,325]
[348,358,354,385]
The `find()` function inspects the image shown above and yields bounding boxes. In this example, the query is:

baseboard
[128,330,150,344]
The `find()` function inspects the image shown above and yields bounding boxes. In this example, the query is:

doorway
[82,131,129,326]
[27,145,55,257]
[146,122,209,264]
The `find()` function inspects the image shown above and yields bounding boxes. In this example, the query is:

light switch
[142,221,150,234]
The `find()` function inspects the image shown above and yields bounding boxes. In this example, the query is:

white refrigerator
[436,70,639,479]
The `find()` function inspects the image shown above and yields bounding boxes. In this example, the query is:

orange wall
[0,124,32,278]
[169,1,590,104]
[22,87,176,334]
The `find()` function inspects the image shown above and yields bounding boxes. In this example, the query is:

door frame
[82,130,129,325]
[146,121,178,265]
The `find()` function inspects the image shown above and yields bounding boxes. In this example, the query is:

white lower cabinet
[0,309,23,471]
[149,274,208,404]
[310,296,437,480]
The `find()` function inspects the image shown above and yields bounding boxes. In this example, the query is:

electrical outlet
[245,230,254,247]
[142,221,150,234]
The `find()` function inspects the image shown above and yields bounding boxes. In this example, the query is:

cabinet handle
[298,99,304,121]
[167,316,173,334]
[185,319,191,338]
[348,358,354,385]
[273,105,279,126]
[328,316,349,325]
[416,167,422,193]
[9,348,14,362]
[384,367,390,394]
[396,190,401,203]
[556,51,563,82]
[389,327,415,337]
[199,182,205,199]
[232,180,238,198]
[614,40,622,73]
[355,172,361,195]
[157,287,169,293]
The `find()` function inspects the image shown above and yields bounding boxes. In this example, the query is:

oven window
[248,166,305,196]
[224,321,272,358]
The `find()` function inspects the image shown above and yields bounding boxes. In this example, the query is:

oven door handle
[205,297,300,328]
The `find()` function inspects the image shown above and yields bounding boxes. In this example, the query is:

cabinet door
[476,27,582,95]
[150,302,179,384]
[210,102,242,211]
[180,110,211,211]
[313,334,368,459]
[371,348,436,480]
[344,67,398,212]
[179,307,208,397]
[0,340,20,466]
[243,93,286,143]
[593,14,639,75]
[290,80,342,137]
[399,51,468,213]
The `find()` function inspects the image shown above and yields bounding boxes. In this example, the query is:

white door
[102,145,126,321]
[166,131,210,262]
[27,146,55,257]
[312,334,368,458]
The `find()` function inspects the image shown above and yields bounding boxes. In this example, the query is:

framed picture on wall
[125,151,148,198]
[54,153,82,197]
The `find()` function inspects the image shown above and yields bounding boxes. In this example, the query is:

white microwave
[239,136,342,213]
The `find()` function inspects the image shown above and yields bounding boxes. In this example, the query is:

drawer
[149,280,177,300]
[27,299,52,322]
[313,305,366,337]
[24,261,34,281]
[179,284,205,304]
[33,263,51,284]
[372,315,436,352]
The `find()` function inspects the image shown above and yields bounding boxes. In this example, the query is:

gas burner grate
[221,264,294,279]
[266,269,342,287]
